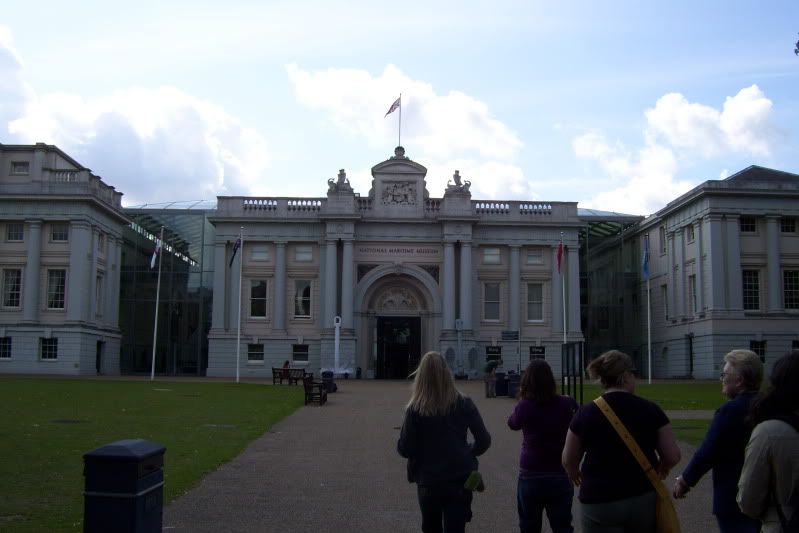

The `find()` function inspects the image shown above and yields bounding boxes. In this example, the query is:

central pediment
[368,147,430,218]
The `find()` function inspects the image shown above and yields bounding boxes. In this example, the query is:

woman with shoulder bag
[398,351,492,533]
[562,350,682,533]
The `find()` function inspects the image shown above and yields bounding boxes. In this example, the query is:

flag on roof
[556,240,564,274]
[229,238,241,268]
[642,236,650,280]
[384,96,401,117]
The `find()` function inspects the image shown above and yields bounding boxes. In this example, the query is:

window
[742,270,760,310]
[482,248,500,265]
[3,269,22,308]
[251,245,269,261]
[740,216,756,233]
[749,340,766,363]
[295,246,313,262]
[95,275,104,317]
[97,233,105,252]
[247,344,264,362]
[686,225,695,242]
[526,249,543,265]
[688,275,697,315]
[293,280,311,317]
[527,283,543,321]
[40,338,58,360]
[292,344,309,363]
[483,282,500,320]
[782,218,796,233]
[659,227,666,255]
[661,284,669,319]
[6,223,23,242]
[250,280,267,318]
[0,337,10,359]
[47,269,66,309]
[51,223,69,242]
[10,161,29,175]
[784,270,799,310]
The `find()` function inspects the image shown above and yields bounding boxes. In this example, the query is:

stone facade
[0,143,128,375]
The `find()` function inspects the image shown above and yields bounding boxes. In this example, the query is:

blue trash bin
[507,372,521,398]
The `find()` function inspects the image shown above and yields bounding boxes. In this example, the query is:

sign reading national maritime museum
[354,245,441,261]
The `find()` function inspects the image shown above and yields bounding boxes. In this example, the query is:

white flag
[150,239,162,269]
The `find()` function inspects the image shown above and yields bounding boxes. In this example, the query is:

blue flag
[642,236,650,280]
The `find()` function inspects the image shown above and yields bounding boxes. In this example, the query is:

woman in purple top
[508,359,578,533]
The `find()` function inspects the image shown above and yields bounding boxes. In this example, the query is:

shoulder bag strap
[593,396,668,499]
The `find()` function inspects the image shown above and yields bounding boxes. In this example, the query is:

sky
[1,1,798,214]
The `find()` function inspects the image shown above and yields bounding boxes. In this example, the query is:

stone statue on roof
[446,170,471,193]
[328,169,353,193]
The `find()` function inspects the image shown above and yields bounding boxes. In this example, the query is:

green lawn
[568,381,726,411]
[0,378,303,533]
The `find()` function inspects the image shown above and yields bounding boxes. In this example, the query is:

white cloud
[1,28,270,206]
[576,85,778,215]
[645,85,775,157]
[287,63,531,200]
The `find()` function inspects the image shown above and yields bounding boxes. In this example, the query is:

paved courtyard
[164,379,715,532]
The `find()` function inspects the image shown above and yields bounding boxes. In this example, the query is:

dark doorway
[376,316,421,379]
[686,334,694,376]
[95,341,104,375]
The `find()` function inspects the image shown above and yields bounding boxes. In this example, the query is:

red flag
[556,241,564,273]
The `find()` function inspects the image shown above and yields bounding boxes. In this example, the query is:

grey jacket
[738,419,799,532]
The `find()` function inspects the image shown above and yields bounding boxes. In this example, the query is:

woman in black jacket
[398,351,491,533]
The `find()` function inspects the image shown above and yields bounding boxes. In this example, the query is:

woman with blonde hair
[398,351,491,533]
[562,350,681,532]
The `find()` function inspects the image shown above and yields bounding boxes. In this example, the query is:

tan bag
[594,397,681,533]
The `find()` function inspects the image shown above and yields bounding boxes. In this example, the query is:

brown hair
[518,359,557,404]
[587,350,635,389]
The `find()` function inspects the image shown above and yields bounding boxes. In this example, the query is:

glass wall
[119,208,215,375]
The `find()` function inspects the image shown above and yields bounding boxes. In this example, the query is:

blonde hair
[724,349,764,391]
[406,351,460,416]
[588,350,635,389]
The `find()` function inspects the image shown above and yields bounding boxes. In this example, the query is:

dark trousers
[716,512,761,533]
[518,475,574,533]
[417,481,471,533]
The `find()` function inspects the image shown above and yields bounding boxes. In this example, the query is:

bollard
[83,439,166,533]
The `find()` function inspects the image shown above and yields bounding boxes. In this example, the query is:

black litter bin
[356,366,362,379]
[507,372,521,398]
[321,371,336,393]
[494,372,508,397]
[83,439,166,533]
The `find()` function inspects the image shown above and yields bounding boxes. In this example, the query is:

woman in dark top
[561,350,681,533]
[398,351,491,533]
[508,360,578,533]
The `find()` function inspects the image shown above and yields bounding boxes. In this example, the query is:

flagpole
[398,93,402,147]
[561,233,567,345]
[150,226,164,381]
[646,234,652,385]
[236,227,243,384]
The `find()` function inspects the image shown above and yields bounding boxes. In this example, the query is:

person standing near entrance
[508,360,578,533]
[672,349,763,533]
[398,351,492,533]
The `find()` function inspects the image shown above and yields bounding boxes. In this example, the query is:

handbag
[594,397,681,533]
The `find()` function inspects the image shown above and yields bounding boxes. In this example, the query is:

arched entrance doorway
[354,265,441,379]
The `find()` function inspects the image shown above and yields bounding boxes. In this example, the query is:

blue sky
[1,1,797,214]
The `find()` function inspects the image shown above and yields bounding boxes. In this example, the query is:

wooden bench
[303,375,327,406]
[272,367,307,385]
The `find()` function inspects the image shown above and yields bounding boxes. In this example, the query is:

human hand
[672,476,689,499]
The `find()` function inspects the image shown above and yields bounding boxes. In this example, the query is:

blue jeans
[716,512,761,533]
[517,475,574,533]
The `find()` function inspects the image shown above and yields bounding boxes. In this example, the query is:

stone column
[667,231,675,321]
[211,243,226,329]
[675,227,686,319]
[67,221,92,321]
[325,240,337,328]
[23,220,42,322]
[443,242,455,330]
[568,246,581,334]
[725,216,743,311]
[551,244,563,334]
[694,220,704,315]
[105,236,121,327]
[704,215,726,311]
[341,240,354,329]
[509,245,520,332]
[458,242,472,330]
[766,215,782,312]
[274,242,286,331]
[89,228,100,321]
